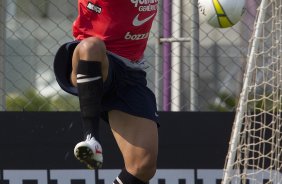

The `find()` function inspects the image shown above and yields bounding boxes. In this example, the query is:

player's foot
[74,134,103,169]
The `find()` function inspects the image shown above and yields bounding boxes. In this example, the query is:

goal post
[222,0,282,184]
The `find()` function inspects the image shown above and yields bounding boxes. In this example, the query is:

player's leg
[71,37,109,169]
[109,110,158,183]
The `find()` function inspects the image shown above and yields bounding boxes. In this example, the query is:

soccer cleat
[74,134,103,169]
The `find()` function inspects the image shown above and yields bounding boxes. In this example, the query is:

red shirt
[73,0,158,61]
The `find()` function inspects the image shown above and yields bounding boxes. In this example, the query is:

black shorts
[54,41,159,124]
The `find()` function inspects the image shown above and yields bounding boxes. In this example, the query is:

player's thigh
[108,110,158,168]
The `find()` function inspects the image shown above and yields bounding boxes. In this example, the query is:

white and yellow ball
[198,0,246,28]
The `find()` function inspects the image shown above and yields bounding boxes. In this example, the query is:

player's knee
[137,162,157,181]
[141,162,157,180]
[78,37,106,60]
[128,155,157,181]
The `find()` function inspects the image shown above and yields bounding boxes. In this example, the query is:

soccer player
[54,0,159,183]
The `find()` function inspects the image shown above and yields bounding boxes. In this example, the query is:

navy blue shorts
[54,41,159,125]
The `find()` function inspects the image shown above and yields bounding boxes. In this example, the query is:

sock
[77,60,103,141]
[113,169,148,184]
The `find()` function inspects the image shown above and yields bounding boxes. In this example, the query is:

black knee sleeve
[77,60,103,139]
[114,169,148,184]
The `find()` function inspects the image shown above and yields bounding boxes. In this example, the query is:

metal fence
[0,0,260,111]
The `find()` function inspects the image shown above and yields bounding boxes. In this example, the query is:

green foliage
[209,92,282,113]
[6,89,79,111]
[6,90,51,111]
[209,92,237,112]
[247,94,282,113]
[51,95,79,111]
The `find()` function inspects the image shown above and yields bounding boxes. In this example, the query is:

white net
[222,0,282,184]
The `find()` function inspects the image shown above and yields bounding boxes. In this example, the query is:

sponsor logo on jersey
[133,13,156,26]
[131,0,158,7]
[124,31,149,40]
[131,0,158,12]
[139,4,158,12]
[87,2,102,14]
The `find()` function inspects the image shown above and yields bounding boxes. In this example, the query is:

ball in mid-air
[198,0,246,28]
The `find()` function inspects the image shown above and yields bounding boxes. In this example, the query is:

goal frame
[221,0,268,183]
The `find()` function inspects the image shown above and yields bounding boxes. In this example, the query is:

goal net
[222,0,282,184]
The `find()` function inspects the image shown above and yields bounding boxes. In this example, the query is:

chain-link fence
[0,0,260,111]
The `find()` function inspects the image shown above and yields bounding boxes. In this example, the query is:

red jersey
[73,0,158,61]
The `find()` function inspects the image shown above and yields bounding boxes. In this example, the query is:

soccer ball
[198,0,246,28]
